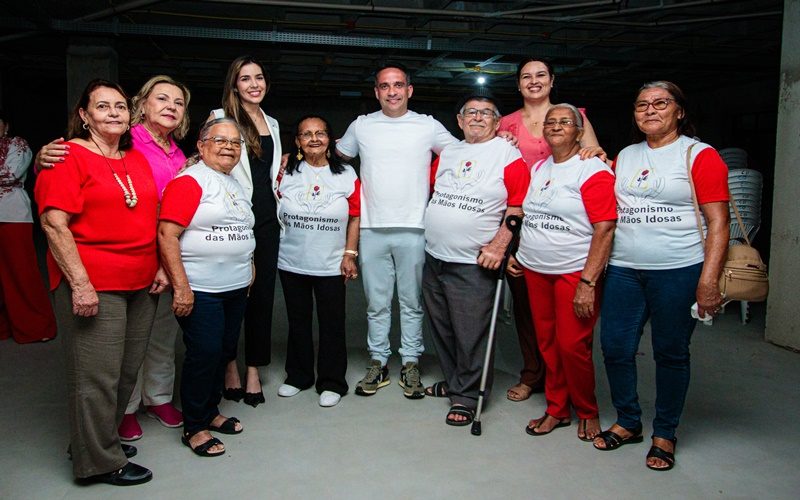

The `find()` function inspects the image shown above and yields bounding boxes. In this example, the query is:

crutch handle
[495,215,523,280]
[505,214,522,235]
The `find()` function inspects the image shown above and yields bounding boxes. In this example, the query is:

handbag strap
[686,143,749,246]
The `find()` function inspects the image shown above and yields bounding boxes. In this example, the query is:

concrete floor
[1,282,798,499]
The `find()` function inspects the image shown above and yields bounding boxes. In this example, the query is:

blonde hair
[131,75,191,140]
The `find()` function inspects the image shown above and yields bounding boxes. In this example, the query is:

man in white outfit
[337,63,457,398]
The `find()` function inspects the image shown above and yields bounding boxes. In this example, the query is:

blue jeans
[600,263,702,440]
[177,287,248,435]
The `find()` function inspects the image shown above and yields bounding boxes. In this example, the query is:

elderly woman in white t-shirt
[593,81,728,472]
[159,118,255,457]
[508,103,616,442]
[275,115,360,408]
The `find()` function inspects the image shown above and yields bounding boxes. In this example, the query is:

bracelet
[579,277,596,287]
[344,250,358,257]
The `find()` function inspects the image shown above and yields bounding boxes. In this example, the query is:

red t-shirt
[34,142,159,291]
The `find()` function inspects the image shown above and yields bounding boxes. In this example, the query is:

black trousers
[278,270,349,395]
[242,222,280,366]
[179,288,248,435]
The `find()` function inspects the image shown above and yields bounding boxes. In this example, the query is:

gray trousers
[54,282,157,478]
[422,253,496,410]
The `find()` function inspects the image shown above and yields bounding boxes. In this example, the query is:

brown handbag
[686,144,769,302]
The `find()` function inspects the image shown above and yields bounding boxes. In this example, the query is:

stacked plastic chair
[720,148,763,323]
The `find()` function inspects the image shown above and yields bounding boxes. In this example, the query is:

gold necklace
[144,123,170,149]
[90,136,138,208]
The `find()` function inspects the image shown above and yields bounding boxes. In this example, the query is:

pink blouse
[499,107,587,170]
[130,124,187,199]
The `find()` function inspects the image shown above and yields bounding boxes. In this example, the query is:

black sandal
[577,418,600,442]
[182,432,225,458]
[525,413,571,436]
[593,423,644,451]
[424,381,449,398]
[646,438,677,471]
[209,416,243,435]
[223,387,244,402]
[445,405,474,427]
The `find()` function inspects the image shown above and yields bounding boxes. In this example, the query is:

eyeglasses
[543,118,577,128]
[297,130,329,140]
[634,98,675,112]
[376,82,408,91]
[462,108,497,119]
[201,136,244,148]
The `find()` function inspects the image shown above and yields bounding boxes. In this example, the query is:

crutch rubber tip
[471,421,482,435]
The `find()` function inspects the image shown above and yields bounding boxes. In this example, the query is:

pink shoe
[119,413,143,441]
[146,403,183,428]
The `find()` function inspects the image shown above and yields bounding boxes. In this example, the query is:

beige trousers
[126,292,180,413]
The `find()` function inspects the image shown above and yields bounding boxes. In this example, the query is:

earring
[126,124,131,131]
[296,152,303,161]
[82,122,89,130]
[326,150,331,158]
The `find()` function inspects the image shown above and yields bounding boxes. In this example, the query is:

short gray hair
[199,117,243,141]
[546,103,583,129]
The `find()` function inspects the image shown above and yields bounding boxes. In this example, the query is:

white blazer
[210,107,283,230]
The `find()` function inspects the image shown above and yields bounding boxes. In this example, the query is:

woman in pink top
[498,58,604,403]
[37,75,191,440]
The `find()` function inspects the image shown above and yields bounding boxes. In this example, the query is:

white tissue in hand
[690,302,713,325]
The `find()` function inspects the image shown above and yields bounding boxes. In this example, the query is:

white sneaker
[319,391,341,407]
[278,384,301,397]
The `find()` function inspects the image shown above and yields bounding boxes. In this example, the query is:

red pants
[524,269,598,419]
[0,223,57,343]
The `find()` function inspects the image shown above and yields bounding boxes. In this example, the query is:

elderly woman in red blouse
[35,79,168,486]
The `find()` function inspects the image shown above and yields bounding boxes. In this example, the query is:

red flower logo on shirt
[459,160,473,178]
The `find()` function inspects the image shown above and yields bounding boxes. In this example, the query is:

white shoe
[319,391,341,407]
[278,384,301,397]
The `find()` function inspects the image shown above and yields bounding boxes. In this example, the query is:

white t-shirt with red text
[159,162,255,292]
[337,110,456,229]
[277,162,361,276]
[610,135,729,270]
[517,154,617,274]
[424,137,530,264]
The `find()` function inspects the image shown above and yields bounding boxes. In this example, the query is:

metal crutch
[471,214,522,436]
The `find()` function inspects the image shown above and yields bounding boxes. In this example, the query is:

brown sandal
[506,383,533,402]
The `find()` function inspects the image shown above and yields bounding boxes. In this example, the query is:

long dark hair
[285,115,345,175]
[67,79,133,151]
[222,55,270,158]
[515,57,555,82]
[631,80,696,143]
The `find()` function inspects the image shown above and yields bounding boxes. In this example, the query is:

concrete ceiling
[0,0,784,105]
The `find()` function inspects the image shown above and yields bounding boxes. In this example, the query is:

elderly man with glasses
[421,92,530,427]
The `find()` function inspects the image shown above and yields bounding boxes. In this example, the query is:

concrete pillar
[66,39,118,111]
[765,0,800,350]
